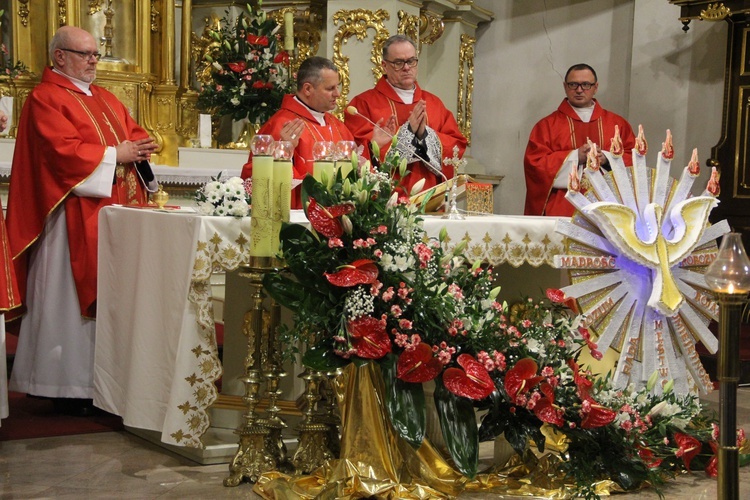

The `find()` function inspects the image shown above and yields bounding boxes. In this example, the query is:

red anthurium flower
[252,80,267,89]
[674,432,702,472]
[705,441,718,477]
[568,358,593,401]
[347,315,391,359]
[227,61,247,73]
[397,343,442,383]
[637,446,663,469]
[325,259,378,287]
[545,288,579,314]
[581,401,616,429]
[274,51,290,65]
[443,354,495,400]
[247,34,269,46]
[505,358,544,402]
[307,197,355,238]
[533,382,564,427]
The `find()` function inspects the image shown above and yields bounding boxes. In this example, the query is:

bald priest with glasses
[524,63,635,217]
[345,34,467,195]
[6,26,158,415]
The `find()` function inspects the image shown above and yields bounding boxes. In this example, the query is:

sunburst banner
[554,126,729,396]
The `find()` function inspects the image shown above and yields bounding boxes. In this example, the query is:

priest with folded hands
[344,34,467,194]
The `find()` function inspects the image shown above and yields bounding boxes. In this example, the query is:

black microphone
[346,105,447,182]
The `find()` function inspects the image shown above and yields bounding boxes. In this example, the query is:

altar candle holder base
[224,256,284,486]
[293,368,333,474]
[716,291,746,500]
[313,369,342,458]
[442,175,465,220]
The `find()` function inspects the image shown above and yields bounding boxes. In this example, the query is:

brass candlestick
[224,256,281,486]
[705,232,750,500]
[292,368,333,474]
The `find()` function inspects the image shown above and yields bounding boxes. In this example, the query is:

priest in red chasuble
[6,26,158,411]
[241,57,355,209]
[0,110,20,426]
[524,63,636,217]
[344,34,467,195]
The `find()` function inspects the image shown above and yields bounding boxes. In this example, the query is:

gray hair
[49,29,72,61]
[382,34,417,60]
[297,57,338,87]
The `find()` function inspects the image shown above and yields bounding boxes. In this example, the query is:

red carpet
[4,331,124,440]
[0,391,123,441]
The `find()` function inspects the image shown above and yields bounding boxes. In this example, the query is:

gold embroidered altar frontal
[94,209,564,448]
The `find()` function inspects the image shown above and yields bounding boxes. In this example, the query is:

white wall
[471,0,727,215]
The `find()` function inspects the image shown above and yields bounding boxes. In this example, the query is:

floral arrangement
[194,174,252,217]
[263,144,749,498]
[196,2,293,124]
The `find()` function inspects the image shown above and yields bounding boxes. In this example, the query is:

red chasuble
[6,67,151,319]
[345,76,467,194]
[0,203,19,313]
[524,99,636,217]
[241,94,354,209]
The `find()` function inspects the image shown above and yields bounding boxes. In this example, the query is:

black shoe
[52,398,95,417]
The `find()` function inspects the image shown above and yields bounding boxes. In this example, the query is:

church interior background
[5,0,750,497]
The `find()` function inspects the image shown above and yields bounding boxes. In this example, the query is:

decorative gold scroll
[193,15,222,88]
[332,8,390,118]
[88,0,103,15]
[701,2,731,21]
[57,0,68,26]
[18,0,30,27]
[397,10,420,49]
[457,34,476,145]
[419,11,445,46]
[151,0,160,33]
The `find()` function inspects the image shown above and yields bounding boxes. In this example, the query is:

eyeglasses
[60,48,102,61]
[383,57,419,70]
[565,81,595,90]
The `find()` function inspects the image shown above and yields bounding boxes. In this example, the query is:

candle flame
[586,140,600,171]
[610,125,623,157]
[661,129,674,160]
[568,162,580,192]
[687,148,700,177]
[706,167,720,197]
[636,124,648,156]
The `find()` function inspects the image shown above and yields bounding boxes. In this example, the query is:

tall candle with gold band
[272,140,294,253]
[284,11,294,52]
[312,140,335,184]
[250,135,275,257]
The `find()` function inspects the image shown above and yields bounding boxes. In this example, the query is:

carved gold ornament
[701,2,731,21]
[397,10,420,49]
[419,11,445,46]
[18,0,29,27]
[458,34,476,145]
[332,9,390,118]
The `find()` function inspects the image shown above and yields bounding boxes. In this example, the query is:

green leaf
[262,272,304,310]
[434,376,478,478]
[302,341,349,371]
[380,354,426,448]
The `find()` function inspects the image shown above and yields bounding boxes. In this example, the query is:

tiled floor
[2,389,750,499]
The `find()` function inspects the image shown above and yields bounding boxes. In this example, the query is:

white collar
[294,96,327,126]
[568,100,595,123]
[53,68,93,96]
[387,80,415,105]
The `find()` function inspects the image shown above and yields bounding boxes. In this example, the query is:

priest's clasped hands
[407,99,428,139]
[116,137,158,164]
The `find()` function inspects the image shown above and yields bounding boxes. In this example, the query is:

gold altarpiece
[0,0,491,167]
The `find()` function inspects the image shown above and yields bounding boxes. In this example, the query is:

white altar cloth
[93,208,563,448]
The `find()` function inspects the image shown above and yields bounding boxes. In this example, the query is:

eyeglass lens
[566,82,594,90]
[61,48,102,61]
[387,58,419,69]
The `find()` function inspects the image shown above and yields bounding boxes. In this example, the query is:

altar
[93,206,566,462]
